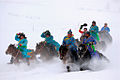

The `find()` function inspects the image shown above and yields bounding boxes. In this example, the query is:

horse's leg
[63,58,66,64]
[13,56,20,64]
[26,58,30,66]
[8,56,14,64]
[10,56,14,64]
[66,66,70,72]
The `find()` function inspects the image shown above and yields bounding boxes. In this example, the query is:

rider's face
[92,23,95,26]
[68,34,72,38]
[46,35,50,37]
[84,29,87,32]
[20,36,24,39]
[104,24,107,27]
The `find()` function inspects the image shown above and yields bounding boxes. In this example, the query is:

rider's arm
[41,32,46,38]
[79,29,84,34]
[15,34,20,41]
[100,27,104,32]
[62,37,66,45]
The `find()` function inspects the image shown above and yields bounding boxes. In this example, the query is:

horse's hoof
[60,57,63,60]
[66,66,70,72]
[80,68,85,71]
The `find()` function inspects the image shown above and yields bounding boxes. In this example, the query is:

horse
[35,41,58,61]
[59,45,73,64]
[94,31,112,51]
[78,43,109,71]
[6,44,37,65]
[94,40,107,51]
[79,35,107,51]
[59,43,109,72]
[59,45,80,72]
[99,31,112,44]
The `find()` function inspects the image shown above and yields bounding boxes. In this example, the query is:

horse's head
[78,44,87,53]
[6,44,17,55]
[35,42,45,54]
[75,39,81,47]
[59,45,68,59]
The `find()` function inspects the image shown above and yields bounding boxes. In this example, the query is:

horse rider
[62,29,78,61]
[89,21,99,41]
[100,23,110,33]
[15,33,32,58]
[82,32,98,57]
[79,28,88,42]
[41,30,60,55]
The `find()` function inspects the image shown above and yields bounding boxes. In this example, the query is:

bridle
[78,44,88,58]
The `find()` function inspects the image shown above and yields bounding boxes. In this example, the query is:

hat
[19,33,27,39]
[68,29,72,34]
[45,30,51,36]
[92,21,96,24]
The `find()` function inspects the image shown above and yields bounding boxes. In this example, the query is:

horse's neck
[13,47,19,54]
[66,49,72,56]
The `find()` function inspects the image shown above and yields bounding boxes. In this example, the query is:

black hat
[92,21,96,24]
[45,30,51,36]
[19,33,26,39]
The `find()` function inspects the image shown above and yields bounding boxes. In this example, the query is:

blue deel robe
[41,33,60,52]
[15,35,32,58]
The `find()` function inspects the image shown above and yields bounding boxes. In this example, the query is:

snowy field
[0,0,120,80]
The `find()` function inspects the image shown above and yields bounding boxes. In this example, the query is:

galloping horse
[59,45,79,72]
[59,43,109,72]
[35,42,58,61]
[78,43,109,70]
[99,31,112,44]
[6,44,37,65]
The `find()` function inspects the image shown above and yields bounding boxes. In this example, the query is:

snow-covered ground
[0,0,120,80]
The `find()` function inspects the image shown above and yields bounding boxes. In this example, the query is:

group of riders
[8,21,110,64]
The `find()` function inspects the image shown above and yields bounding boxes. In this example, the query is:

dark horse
[78,43,109,71]
[59,45,79,72]
[35,42,58,61]
[59,43,109,72]
[6,44,37,65]
[59,45,73,64]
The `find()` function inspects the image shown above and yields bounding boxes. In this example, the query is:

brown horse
[35,42,58,61]
[6,44,37,65]
[59,45,72,64]
[59,45,79,72]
